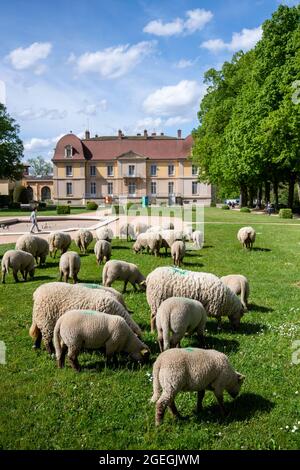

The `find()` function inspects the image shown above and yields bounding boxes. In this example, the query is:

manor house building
[52,129,212,205]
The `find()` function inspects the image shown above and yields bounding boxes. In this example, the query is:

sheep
[48,231,71,258]
[102,260,146,293]
[146,266,244,332]
[146,226,162,233]
[160,230,186,255]
[1,249,35,283]
[75,229,93,253]
[237,226,256,250]
[133,232,162,257]
[134,222,150,238]
[221,274,250,311]
[76,283,133,313]
[119,223,135,241]
[59,251,81,283]
[94,240,112,264]
[151,348,245,425]
[162,222,174,230]
[30,282,142,354]
[96,227,114,242]
[156,298,207,351]
[54,310,150,371]
[15,234,49,265]
[192,230,204,250]
[171,241,185,267]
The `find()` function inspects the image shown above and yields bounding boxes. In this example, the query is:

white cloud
[73,41,156,78]
[24,134,64,152]
[15,108,67,121]
[143,80,203,116]
[135,117,163,131]
[201,26,262,53]
[34,64,47,76]
[164,116,192,126]
[175,59,194,69]
[0,80,6,105]
[8,42,52,70]
[143,9,212,37]
[78,99,108,116]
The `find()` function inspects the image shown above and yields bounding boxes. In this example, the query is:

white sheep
[237,227,256,250]
[54,310,150,371]
[96,227,114,242]
[151,348,245,425]
[134,222,150,238]
[48,231,71,258]
[102,260,146,293]
[119,223,135,241]
[94,240,112,264]
[160,229,186,255]
[1,249,36,283]
[15,234,49,265]
[29,282,142,354]
[192,230,204,249]
[59,251,81,283]
[133,232,162,257]
[75,229,93,253]
[171,240,185,267]
[76,283,133,313]
[156,297,207,351]
[146,266,244,332]
[220,274,250,311]
[162,222,174,230]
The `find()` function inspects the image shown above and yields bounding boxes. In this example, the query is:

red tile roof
[53,133,193,162]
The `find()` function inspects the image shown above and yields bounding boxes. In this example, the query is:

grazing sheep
[134,222,150,238]
[1,249,35,283]
[151,348,245,425]
[59,251,81,283]
[237,227,256,250]
[48,232,71,258]
[96,227,114,242]
[221,275,250,311]
[119,223,135,241]
[133,232,162,257]
[183,226,193,241]
[75,229,93,253]
[94,240,112,264]
[54,310,150,371]
[162,222,174,230]
[30,282,142,354]
[160,230,186,255]
[76,283,133,313]
[192,230,204,250]
[146,266,244,331]
[156,297,207,351]
[171,240,185,267]
[102,260,146,293]
[15,234,49,265]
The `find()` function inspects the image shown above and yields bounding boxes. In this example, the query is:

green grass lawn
[0,208,89,218]
[1,209,300,449]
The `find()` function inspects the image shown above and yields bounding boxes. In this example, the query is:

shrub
[13,185,30,204]
[86,201,98,210]
[8,202,20,209]
[221,205,230,210]
[57,205,71,215]
[240,207,251,213]
[0,195,11,207]
[38,201,47,208]
[279,208,293,219]
[210,202,216,207]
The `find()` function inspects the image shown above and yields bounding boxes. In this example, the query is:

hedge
[57,205,71,215]
[221,205,230,210]
[279,208,293,219]
[240,207,251,213]
[86,201,98,210]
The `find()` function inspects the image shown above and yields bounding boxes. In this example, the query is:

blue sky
[0,0,298,160]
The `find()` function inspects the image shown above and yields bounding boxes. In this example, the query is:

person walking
[30,207,41,233]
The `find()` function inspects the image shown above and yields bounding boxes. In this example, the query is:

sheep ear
[237,373,245,383]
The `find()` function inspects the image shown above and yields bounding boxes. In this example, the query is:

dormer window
[65,145,73,158]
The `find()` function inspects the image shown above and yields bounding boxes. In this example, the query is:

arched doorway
[41,186,51,201]
[27,186,34,201]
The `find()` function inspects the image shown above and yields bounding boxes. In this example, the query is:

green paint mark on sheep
[169,267,188,275]
[184,347,196,352]
[80,310,101,315]
[79,283,101,289]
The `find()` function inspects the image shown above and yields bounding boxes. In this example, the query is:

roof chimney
[144,129,148,138]
[151,132,156,136]
[118,129,122,139]
[137,133,141,136]
[85,130,90,139]
[177,129,182,139]
[160,132,164,136]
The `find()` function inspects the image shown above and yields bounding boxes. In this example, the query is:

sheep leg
[58,344,68,368]
[122,280,128,294]
[151,315,156,332]
[64,273,69,283]
[33,330,42,349]
[132,282,138,292]
[13,270,19,283]
[1,270,6,284]
[59,271,63,282]
[196,390,205,413]
[68,347,81,372]
[20,269,25,280]
[73,273,78,284]
[155,392,170,426]
[197,333,205,348]
[168,399,181,419]
[217,317,222,331]
[170,334,181,349]
[214,392,226,416]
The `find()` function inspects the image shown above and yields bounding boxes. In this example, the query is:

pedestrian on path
[30,207,41,233]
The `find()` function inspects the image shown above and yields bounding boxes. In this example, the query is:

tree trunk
[273,180,279,209]
[255,185,263,209]
[288,174,295,209]
[240,185,248,207]
[264,181,271,205]
[248,187,255,208]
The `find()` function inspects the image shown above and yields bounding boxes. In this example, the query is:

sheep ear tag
[141,348,149,356]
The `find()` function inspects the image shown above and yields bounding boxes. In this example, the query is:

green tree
[27,155,53,177]
[0,103,24,180]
